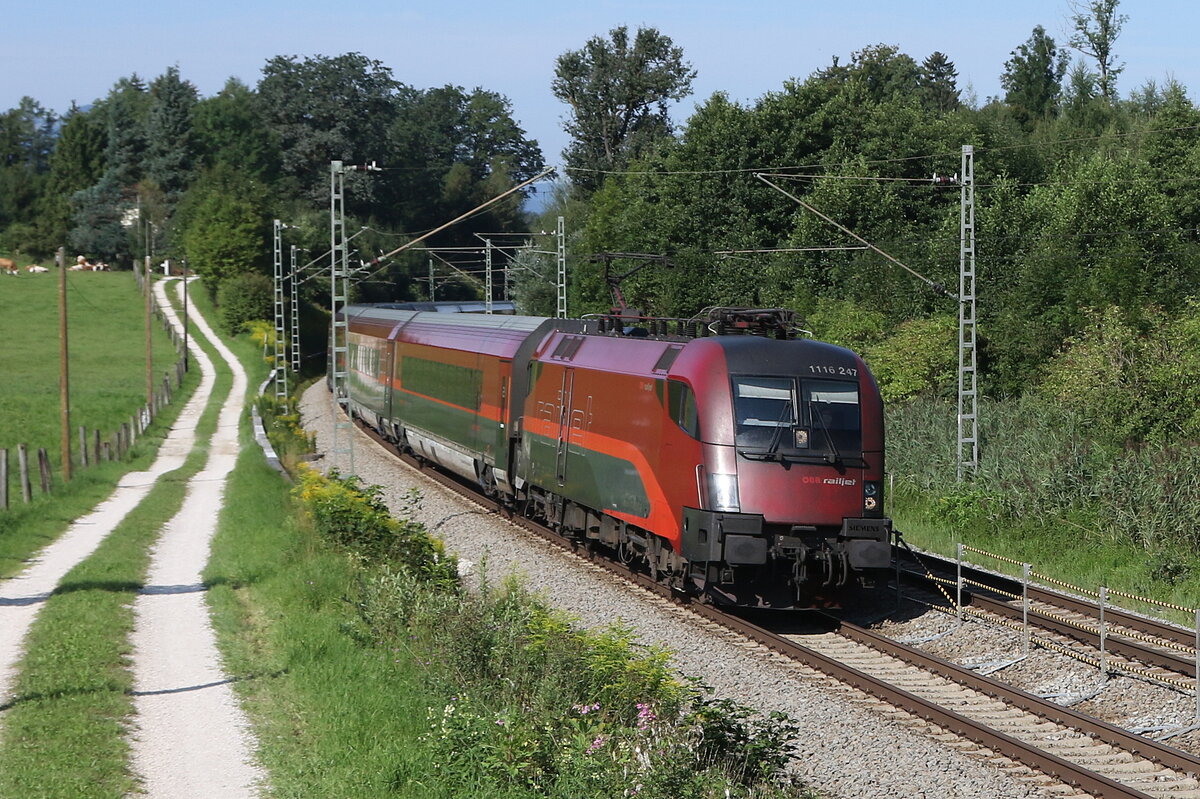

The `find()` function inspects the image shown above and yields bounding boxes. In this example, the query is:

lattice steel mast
[957,145,979,481]
[329,162,354,474]
[272,219,288,401]
[556,215,567,318]
[290,244,301,373]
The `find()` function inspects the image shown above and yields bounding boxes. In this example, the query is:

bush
[294,466,457,585]
[863,314,957,403]
[216,271,273,335]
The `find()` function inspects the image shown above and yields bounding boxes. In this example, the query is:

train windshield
[733,377,861,457]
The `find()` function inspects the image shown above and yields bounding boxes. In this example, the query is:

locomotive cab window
[733,376,861,455]
[667,379,700,439]
[733,377,796,449]
[803,380,861,454]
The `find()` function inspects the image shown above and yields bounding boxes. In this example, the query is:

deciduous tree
[1000,25,1068,125]
[257,52,402,207]
[552,26,695,193]
[1069,0,1128,101]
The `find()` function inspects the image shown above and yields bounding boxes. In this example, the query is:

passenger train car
[335,305,892,608]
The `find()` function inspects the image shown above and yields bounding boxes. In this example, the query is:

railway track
[895,547,1200,696]
[349,415,1200,798]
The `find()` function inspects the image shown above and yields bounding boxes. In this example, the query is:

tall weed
[889,393,1200,571]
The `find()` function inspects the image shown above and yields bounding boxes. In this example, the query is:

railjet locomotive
[337,305,892,608]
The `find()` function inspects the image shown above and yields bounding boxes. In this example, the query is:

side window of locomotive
[666,379,700,439]
[732,377,795,449]
[802,380,861,452]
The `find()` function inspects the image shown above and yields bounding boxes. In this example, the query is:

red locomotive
[338,305,892,608]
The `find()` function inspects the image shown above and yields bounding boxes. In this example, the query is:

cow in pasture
[73,255,109,271]
[0,258,16,275]
[26,265,49,273]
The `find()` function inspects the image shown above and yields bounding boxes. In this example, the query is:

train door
[555,368,574,485]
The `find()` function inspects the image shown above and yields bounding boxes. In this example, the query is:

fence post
[1,448,7,509]
[1022,562,1031,658]
[93,429,101,465]
[1099,587,1108,678]
[79,426,89,468]
[956,542,964,624]
[37,448,51,494]
[18,443,31,503]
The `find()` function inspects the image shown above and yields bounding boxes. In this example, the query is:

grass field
[0,271,180,494]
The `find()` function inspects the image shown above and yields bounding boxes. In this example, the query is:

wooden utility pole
[58,247,72,480]
[145,255,153,407]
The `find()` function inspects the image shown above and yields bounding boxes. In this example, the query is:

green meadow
[0,271,180,481]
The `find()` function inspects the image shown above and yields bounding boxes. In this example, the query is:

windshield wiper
[809,401,842,465]
[763,399,795,460]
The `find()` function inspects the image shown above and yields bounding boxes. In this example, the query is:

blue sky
[4,1,1196,169]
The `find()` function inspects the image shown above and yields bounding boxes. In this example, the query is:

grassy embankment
[888,395,1200,624]
[0,272,186,579]
[0,277,217,796]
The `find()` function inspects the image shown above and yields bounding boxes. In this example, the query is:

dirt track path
[0,278,264,797]
[126,279,263,797]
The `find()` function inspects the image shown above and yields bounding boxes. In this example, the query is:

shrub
[216,271,273,335]
[294,466,457,584]
[863,314,957,403]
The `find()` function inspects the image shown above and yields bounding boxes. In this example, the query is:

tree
[37,105,107,252]
[192,78,279,181]
[145,66,199,207]
[841,44,921,105]
[102,75,150,191]
[257,52,402,207]
[918,52,961,113]
[68,181,131,262]
[1000,25,1069,125]
[0,97,57,239]
[387,85,544,231]
[552,26,696,193]
[1069,0,1128,101]
[177,163,268,297]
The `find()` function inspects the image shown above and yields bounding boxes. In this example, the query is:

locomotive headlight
[708,474,741,513]
[864,481,881,512]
